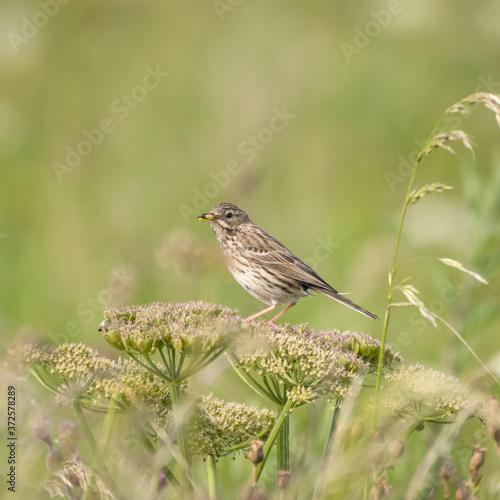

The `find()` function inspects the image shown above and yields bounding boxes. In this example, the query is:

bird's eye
[226,212,233,219]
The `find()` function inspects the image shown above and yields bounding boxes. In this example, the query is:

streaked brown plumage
[198,202,379,323]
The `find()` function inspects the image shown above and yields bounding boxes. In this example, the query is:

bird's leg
[245,304,279,322]
[267,302,297,324]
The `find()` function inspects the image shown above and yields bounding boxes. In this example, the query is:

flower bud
[469,446,486,482]
[136,336,153,354]
[46,448,64,470]
[102,329,125,350]
[487,395,500,455]
[370,429,385,469]
[389,439,404,461]
[31,411,53,445]
[470,446,486,471]
[359,342,371,357]
[348,420,364,443]
[415,421,425,432]
[440,455,454,482]
[247,440,264,465]
[455,480,470,500]
[58,420,80,456]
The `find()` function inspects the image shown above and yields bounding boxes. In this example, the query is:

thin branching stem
[257,399,295,482]
[127,352,170,382]
[431,312,500,386]
[262,375,283,403]
[158,348,173,379]
[222,428,271,455]
[29,367,59,393]
[141,353,173,382]
[175,352,186,379]
[226,353,279,402]
[191,347,227,377]
[141,435,183,494]
[73,400,98,456]
[372,115,445,432]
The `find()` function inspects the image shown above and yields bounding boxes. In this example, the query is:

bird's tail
[312,285,379,320]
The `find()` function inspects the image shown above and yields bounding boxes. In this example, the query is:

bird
[198,202,379,324]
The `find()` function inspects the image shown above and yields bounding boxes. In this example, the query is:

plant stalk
[277,403,290,472]
[313,402,341,500]
[207,455,219,500]
[73,400,98,456]
[170,381,193,499]
[371,115,445,432]
[253,398,295,486]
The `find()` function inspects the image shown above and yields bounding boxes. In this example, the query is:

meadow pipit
[198,203,379,323]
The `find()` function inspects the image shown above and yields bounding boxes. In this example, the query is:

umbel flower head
[101,301,242,354]
[42,459,114,500]
[188,395,276,458]
[232,323,402,406]
[14,343,128,410]
[100,302,242,382]
[13,343,171,413]
[94,357,172,425]
[308,329,402,372]
[379,364,472,422]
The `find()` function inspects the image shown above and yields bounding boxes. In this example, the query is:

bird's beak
[198,212,216,221]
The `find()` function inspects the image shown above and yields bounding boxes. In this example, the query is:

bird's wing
[236,227,334,290]
[235,225,379,320]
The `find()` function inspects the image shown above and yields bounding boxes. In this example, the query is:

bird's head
[198,203,250,238]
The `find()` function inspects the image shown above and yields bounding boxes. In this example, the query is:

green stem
[170,382,193,499]
[222,427,271,455]
[128,352,172,382]
[73,400,109,500]
[277,402,290,472]
[188,347,227,378]
[313,402,341,500]
[226,353,279,402]
[371,115,445,432]
[262,375,281,401]
[159,348,174,379]
[172,349,178,378]
[141,435,183,494]
[277,401,291,500]
[207,455,218,500]
[149,470,161,500]
[365,115,445,500]
[175,352,186,379]
[30,367,59,393]
[254,398,295,484]
[73,401,98,456]
[142,353,173,383]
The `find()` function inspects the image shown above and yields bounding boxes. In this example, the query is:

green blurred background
[2,0,500,367]
[1,0,500,495]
